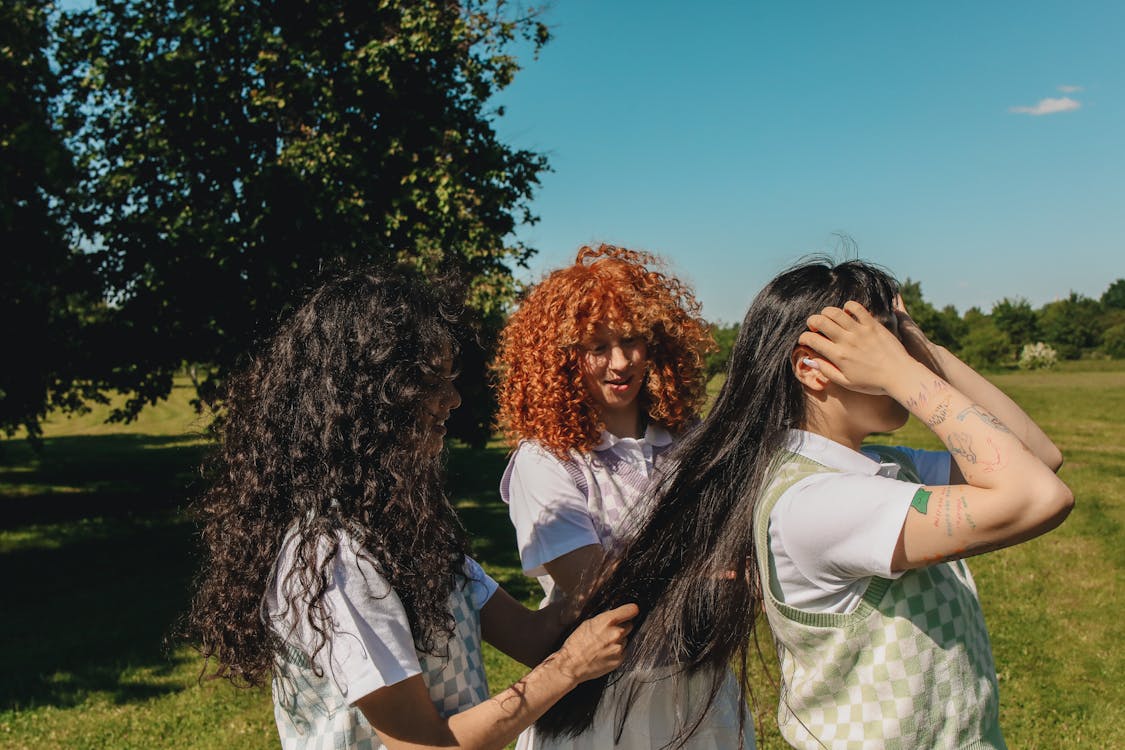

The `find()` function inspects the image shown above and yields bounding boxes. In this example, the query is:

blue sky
[493,1,1124,323]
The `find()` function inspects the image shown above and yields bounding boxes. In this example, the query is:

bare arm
[893,295,1063,474]
[483,545,606,668]
[542,544,605,600]
[800,302,1073,572]
[479,587,565,668]
[355,602,638,750]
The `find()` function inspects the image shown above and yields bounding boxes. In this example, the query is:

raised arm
[893,295,1063,473]
[800,302,1073,572]
[354,602,638,750]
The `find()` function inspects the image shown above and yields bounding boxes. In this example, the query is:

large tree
[54,0,548,443]
[0,0,104,444]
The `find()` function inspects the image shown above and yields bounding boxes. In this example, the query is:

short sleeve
[270,534,422,704]
[774,471,919,587]
[462,556,500,609]
[501,443,601,576]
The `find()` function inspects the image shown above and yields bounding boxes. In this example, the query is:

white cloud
[1009,97,1081,116]
[1057,85,1083,93]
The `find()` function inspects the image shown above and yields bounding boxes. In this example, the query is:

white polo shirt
[268,531,498,702]
[769,429,951,614]
[501,425,674,591]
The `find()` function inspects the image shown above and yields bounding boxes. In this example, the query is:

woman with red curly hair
[495,245,754,749]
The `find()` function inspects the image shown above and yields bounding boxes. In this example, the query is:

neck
[601,403,644,440]
[801,403,867,452]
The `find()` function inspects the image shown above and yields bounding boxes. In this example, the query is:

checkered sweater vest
[272,582,490,750]
[753,449,1007,749]
[559,441,676,550]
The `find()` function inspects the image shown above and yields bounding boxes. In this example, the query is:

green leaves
[37,0,551,440]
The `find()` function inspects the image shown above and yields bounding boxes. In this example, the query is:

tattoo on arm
[946,432,977,463]
[906,380,951,413]
[925,395,953,428]
[910,488,931,514]
[930,487,953,534]
[980,437,1006,473]
[956,405,1012,433]
[943,493,953,536]
[959,496,977,530]
[905,384,928,411]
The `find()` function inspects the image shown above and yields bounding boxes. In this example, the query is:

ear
[791,345,830,391]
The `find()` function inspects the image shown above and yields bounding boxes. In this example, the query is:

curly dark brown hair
[184,266,470,686]
[494,244,714,457]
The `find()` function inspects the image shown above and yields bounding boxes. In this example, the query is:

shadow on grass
[0,434,208,529]
[447,444,541,602]
[0,514,200,711]
[0,431,211,711]
[0,437,534,712]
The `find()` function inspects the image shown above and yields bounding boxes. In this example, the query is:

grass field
[1,362,1122,749]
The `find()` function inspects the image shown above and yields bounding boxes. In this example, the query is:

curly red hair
[495,244,714,457]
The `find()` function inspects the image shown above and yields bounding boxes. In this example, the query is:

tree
[899,279,960,349]
[1039,293,1102,360]
[959,317,1011,370]
[991,297,1039,356]
[1102,279,1125,310]
[704,322,739,380]
[0,0,105,445]
[54,0,549,442]
[1101,324,1125,359]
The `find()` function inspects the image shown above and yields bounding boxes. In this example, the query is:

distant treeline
[705,278,1125,376]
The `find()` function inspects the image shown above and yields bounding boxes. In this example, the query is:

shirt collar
[784,429,901,479]
[595,422,675,452]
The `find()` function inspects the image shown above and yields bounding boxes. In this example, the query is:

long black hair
[536,258,900,744]
[185,265,471,686]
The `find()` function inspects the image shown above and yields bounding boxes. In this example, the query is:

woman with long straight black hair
[537,258,1070,749]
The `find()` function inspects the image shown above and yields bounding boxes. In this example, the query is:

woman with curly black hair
[185,266,637,750]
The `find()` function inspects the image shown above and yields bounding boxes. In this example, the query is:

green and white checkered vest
[753,448,1006,749]
[271,581,490,750]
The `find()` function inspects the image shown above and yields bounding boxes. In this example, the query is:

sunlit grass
[1,365,1121,748]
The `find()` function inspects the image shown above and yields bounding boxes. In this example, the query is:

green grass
[2,365,1122,748]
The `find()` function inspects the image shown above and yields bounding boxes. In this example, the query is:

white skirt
[517,667,755,750]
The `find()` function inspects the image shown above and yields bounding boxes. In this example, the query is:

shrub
[1103,324,1125,359]
[960,320,1011,370]
[1018,342,1058,370]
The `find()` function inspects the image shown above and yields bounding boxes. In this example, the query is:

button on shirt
[769,429,951,614]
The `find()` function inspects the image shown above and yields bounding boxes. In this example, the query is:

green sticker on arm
[910,487,932,514]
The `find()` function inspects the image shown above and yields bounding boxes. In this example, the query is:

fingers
[604,602,640,625]
[807,302,871,340]
[817,305,856,331]
[797,330,838,360]
[806,310,847,339]
[796,332,849,386]
[843,300,877,322]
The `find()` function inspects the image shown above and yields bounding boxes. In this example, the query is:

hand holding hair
[892,294,948,377]
[552,603,639,684]
[797,301,916,396]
